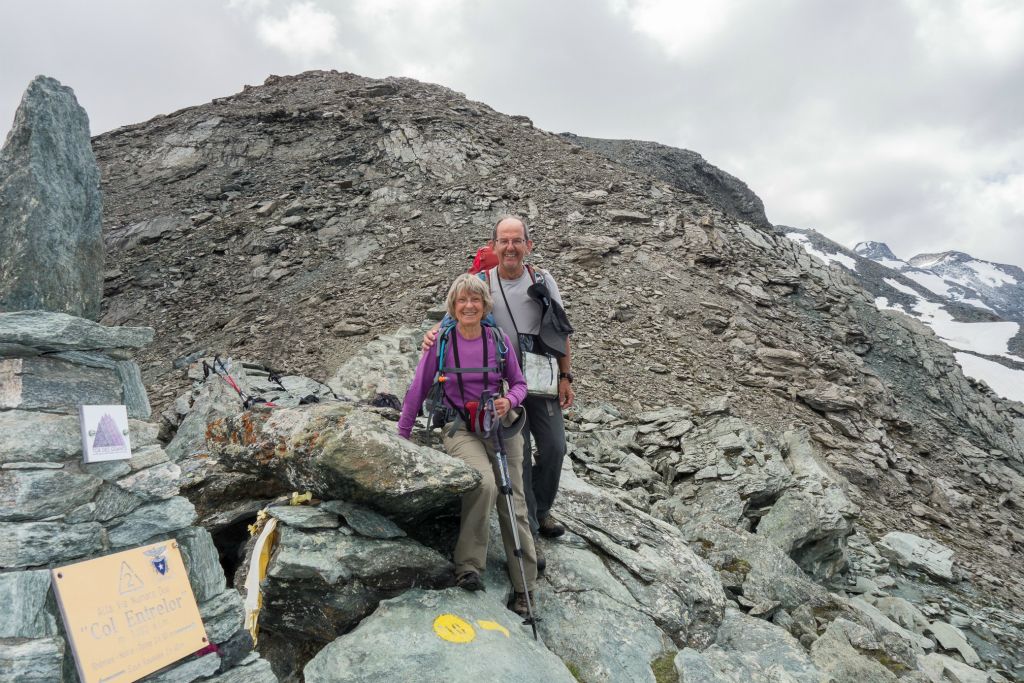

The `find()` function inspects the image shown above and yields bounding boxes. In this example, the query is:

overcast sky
[3,0,1022,267]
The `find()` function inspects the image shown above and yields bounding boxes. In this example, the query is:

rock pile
[155,326,1020,681]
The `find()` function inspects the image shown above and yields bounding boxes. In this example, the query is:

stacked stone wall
[0,311,275,681]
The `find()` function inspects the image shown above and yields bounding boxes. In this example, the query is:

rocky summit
[2,69,1024,682]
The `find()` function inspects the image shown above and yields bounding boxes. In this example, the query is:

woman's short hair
[446,273,493,318]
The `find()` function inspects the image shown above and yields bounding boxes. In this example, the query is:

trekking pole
[482,394,539,640]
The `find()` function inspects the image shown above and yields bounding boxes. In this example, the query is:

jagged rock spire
[0,75,103,319]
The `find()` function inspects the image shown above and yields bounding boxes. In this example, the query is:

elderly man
[425,216,574,568]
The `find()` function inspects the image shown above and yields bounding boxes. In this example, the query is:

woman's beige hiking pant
[443,424,537,593]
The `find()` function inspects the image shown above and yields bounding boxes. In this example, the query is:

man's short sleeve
[540,269,565,307]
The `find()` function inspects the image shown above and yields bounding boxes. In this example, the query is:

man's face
[492,220,532,274]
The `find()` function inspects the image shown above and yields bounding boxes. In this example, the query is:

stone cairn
[0,77,275,682]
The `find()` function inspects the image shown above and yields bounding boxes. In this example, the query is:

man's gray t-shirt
[486,266,564,362]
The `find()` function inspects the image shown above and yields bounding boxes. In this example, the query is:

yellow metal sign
[51,541,208,683]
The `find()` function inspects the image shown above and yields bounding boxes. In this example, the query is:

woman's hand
[493,397,512,417]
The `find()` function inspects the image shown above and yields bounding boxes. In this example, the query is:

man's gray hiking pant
[521,394,567,537]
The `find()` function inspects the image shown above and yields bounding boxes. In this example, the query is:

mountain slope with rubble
[87,70,1024,681]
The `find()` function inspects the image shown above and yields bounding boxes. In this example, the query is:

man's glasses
[495,239,526,247]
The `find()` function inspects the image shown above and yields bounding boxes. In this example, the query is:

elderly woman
[399,273,538,615]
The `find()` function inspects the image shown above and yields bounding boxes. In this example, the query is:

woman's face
[454,289,485,327]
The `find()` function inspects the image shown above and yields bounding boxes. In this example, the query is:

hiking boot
[455,571,484,592]
[535,540,546,575]
[538,515,565,539]
[511,591,537,618]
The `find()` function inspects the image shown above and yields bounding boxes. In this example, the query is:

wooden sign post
[51,541,209,683]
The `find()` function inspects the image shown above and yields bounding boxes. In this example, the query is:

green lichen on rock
[651,652,678,683]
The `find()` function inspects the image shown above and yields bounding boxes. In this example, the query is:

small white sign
[78,405,132,463]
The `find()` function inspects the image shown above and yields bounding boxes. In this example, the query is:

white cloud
[608,0,739,58]
[256,2,339,62]
[906,0,1024,65]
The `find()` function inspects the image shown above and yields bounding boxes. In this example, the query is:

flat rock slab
[320,499,405,539]
[0,76,103,318]
[556,468,727,647]
[877,531,956,582]
[0,467,102,521]
[0,635,65,683]
[304,588,576,683]
[266,505,340,529]
[0,356,122,414]
[175,526,227,603]
[207,403,480,523]
[926,621,981,666]
[106,496,197,548]
[0,521,105,568]
[917,653,989,683]
[539,555,668,683]
[0,311,153,351]
[684,520,830,611]
[0,409,158,464]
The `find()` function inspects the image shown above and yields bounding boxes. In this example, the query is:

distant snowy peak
[909,251,1023,292]
[785,226,1024,404]
[907,250,973,269]
[853,241,900,263]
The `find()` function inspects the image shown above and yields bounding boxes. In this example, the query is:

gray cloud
[2,0,1021,267]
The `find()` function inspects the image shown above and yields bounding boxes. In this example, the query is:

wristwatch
[558,372,574,383]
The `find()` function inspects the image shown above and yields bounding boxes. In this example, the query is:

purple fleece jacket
[399,327,527,438]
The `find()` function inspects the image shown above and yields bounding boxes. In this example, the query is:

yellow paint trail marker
[433,614,476,643]
[477,620,510,638]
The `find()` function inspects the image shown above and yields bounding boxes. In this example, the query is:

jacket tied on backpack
[397,320,528,440]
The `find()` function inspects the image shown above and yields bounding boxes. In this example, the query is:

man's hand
[559,378,575,409]
[421,323,441,352]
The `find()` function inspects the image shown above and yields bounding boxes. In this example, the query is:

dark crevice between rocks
[211,515,258,585]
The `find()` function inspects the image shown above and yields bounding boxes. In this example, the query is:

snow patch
[954,353,1024,404]
[966,260,1018,288]
[903,271,954,298]
[875,258,907,271]
[877,279,1020,358]
[788,232,858,271]
[955,297,994,312]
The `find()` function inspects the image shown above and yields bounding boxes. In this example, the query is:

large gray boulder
[684,520,832,611]
[206,403,480,523]
[810,618,900,683]
[303,588,577,683]
[674,609,822,682]
[538,542,670,682]
[755,431,857,580]
[0,76,103,318]
[257,513,452,641]
[554,467,727,648]
[326,325,422,402]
